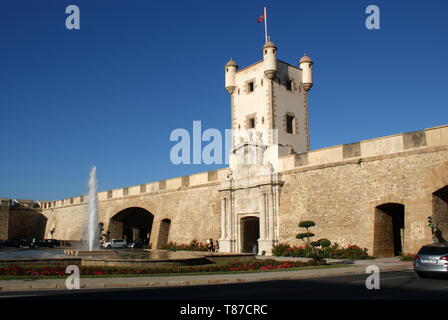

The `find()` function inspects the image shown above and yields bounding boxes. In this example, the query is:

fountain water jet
[86,166,99,251]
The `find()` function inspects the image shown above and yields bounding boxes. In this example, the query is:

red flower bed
[0,259,327,277]
[0,265,66,277]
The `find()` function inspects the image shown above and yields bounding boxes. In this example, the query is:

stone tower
[224,40,314,172]
[219,40,314,255]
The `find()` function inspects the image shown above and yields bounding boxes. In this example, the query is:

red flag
[257,13,265,23]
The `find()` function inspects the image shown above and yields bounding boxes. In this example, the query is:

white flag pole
[264,7,268,42]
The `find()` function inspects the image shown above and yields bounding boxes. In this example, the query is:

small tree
[296,221,331,261]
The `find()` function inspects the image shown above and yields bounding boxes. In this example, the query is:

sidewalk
[0,258,412,292]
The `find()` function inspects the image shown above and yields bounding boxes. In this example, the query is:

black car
[127,239,145,249]
[0,239,30,248]
[31,239,61,248]
[46,239,61,247]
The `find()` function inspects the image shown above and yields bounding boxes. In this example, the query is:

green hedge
[272,243,374,260]
[161,239,208,251]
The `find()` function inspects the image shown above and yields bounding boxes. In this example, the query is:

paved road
[0,270,447,300]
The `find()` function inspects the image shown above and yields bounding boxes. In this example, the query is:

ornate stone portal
[218,130,283,255]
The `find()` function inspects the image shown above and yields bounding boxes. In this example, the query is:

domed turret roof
[225,58,238,67]
[299,54,313,64]
[263,40,277,49]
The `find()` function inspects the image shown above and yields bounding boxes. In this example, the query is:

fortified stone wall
[99,183,221,248]
[278,148,448,255]
[40,124,448,255]
[277,124,448,255]
[42,170,226,248]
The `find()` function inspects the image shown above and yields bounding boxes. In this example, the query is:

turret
[263,40,277,79]
[225,58,238,94]
[299,54,313,91]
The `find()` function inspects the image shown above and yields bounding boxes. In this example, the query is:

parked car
[101,239,127,249]
[46,239,61,247]
[31,239,61,248]
[414,243,448,278]
[0,239,31,248]
[127,239,144,249]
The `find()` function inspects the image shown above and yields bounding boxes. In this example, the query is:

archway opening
[241,217,260,253]
[157,219,171,249]
[109,207,154,244]
[433,185,448,242]
[373,203,405,257]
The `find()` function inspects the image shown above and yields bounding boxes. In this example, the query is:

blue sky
[0,0,447,200]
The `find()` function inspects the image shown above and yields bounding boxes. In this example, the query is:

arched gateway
[108,207,154,243]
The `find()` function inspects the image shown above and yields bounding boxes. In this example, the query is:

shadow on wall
[8,206,47,240]
[433,185,448,243]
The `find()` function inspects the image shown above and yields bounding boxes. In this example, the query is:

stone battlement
[41,124,448,210]
[42,169,228,210]
[279,124,448,172]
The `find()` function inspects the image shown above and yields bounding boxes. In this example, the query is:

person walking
[214,240,219,253]
[207,238,214,252]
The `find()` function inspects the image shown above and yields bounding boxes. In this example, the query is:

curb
[0,264,411,292]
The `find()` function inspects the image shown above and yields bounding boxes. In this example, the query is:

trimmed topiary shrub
[295,221,332,261]
[298,221,316,228]
[318,239,331,248]
[296,220,325,261]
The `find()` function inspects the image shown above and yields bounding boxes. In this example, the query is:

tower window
[248,117,255,129]
[245,113,257,129]
[245,79,256,94]
[286,114,295,134]
[286,80,293,91]
[248,81,254,92]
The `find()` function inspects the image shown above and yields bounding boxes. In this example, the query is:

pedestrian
[207,238,214,252]
[214,240,219,253]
